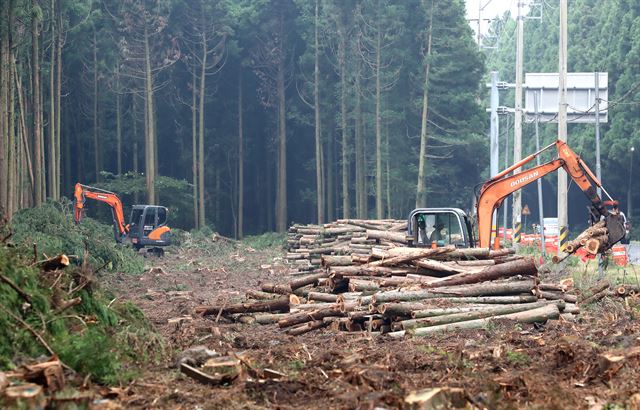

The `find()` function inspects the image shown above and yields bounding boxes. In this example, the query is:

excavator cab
[73,183,171,254]
[407,208,475,248]
[128,205,171,250]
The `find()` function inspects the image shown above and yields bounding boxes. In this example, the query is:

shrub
[243,232,286,250]
[10,200,144,275]
[0,245,163,384]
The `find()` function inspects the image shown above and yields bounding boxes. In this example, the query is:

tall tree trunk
[132,95,139,203]
[198,36,207,228]
[92,29,100,182]
[0,14,7,216]
[237,73,244,238]
[339,26,350,219]
[8,48,16,217]
[385,121,391,218]
[55,4,62,198]
[143,28,156,204]
[39,37,45,202]
[191,65,198,228]
[47,0,56,199]
[276,50,287,232]
[6,1,17,216]
[63,103,70,193]
[32,0,43,206]
[415,0,434,208]
[14,60,34,196]
[215,166,221,226]
[0,6,8,216]
[326,133,334,222]
[374,21,383,219]
[314,0,324,224]
[354,62,363,219]
[115,63,122,175]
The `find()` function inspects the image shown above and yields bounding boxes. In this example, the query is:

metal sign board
[524,72,608,123]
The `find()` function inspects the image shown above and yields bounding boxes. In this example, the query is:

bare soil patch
[104,239,640,409]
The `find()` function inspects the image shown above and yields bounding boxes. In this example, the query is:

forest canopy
[3,0,637,237]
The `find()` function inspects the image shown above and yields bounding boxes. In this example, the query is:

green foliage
[243,232,286,250]
[10,200,144,275]
[485,1,639,225]
[506,350,530,365]
[0,245,163,384]
[96,172,194,230]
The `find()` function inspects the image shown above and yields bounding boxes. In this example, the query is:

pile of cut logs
[286,219,408,272]
[196,245,579,337]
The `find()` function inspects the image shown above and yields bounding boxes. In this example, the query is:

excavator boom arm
[476,140,616,248]
[74,183,128,241]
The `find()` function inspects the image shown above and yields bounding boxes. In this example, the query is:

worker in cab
[417,215,428,244]
[429,221,446,245]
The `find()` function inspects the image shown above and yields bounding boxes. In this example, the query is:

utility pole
[490,72,500,179]
[558,0,569,255]
[478,0,482,47]
[490,72,500,242]
[503,115,510,237]
[534,92,546,255]
[594,72,602,198]
[512,0,524,249]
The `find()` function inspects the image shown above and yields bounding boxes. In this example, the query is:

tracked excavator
[407,140,626,254]
[73,183,171,254]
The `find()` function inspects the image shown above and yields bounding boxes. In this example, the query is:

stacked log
[196,241,580,337]
[285,219,408,272]
[563,220,609,255]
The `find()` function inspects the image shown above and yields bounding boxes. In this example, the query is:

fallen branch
[0,303,71,371]
[0,273,32,303]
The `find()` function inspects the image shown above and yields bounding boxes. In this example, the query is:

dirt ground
[103,236,640,409]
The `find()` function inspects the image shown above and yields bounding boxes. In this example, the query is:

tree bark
[355,60,365,218]
[326,125,335,222]
[278,304,345,328]
[7,41,16,216]
[415,0,434,208]
[143,27,156,204]
[31,0,43,205]
[338,20,350,219]
[198,35,207,227]
[423,258,538,288]
[115,63,122,175]
[92,29,100,182]
[365,229,407,244]
[398,301,558,330]
[196,297,291,316]
[371,281,538,304]
[47,0,56,198]
[314,0,324,225]
[191,65,198,228]
[375,15,383,219]
[276,40,287,232]
[237,73,244,238]
[286,319,330,336]
[404,303,561,337]
[39,254,69,271]
[55,5,62,199]
[0,7,8,216]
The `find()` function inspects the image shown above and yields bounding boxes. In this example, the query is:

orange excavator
[407,140,626,253]
[73,183,171,253]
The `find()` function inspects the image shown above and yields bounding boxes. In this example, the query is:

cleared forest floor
[105,237,640,409]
